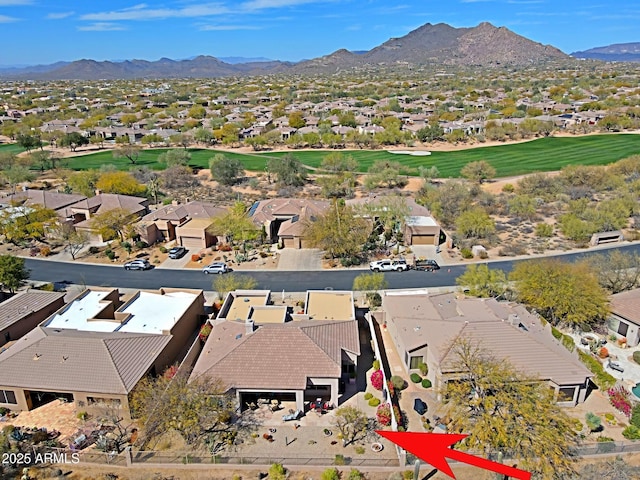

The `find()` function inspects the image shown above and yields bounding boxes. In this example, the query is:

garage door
[282,237,295,248]
[180,236,204,249]
[411,234,435,245]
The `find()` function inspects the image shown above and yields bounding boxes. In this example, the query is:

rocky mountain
[571,43,640,62]
[2,22,570,80]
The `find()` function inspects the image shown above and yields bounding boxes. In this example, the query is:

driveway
[276,248,323,271]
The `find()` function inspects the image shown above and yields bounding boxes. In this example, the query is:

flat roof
[226,295,266,321]
[248,306,288,324]
[44,290,115,332]
[118,291,198,334]
[305,291,355,321]
[406,216,438,227]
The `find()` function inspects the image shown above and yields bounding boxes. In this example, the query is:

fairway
[36,133,640,178]
[0,143,25,154]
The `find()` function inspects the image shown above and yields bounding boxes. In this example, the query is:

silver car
[123,259,151,270]
[202,262,229,274]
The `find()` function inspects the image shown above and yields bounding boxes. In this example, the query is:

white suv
[369,259,408,272]
[202,262,229,274]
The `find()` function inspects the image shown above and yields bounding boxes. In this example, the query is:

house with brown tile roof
[375,290,593,406]
[68,193,149,242]
[0,287,205,417]
[0,290,66,348]
[137,200,227,249]
[249,198,329,248]
[1,190,87,220]
[190,317,360,412]
[608,289,640,347]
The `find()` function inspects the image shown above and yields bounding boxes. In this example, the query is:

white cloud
[47,11,74,20]
[0,14,17,22]
[240,0,320,10]
[199,24,260,30]
[81,3,230,21]
[0,0,31,5]
[78,22,126,31]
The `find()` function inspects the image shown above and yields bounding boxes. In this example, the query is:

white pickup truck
[369,259,408,272]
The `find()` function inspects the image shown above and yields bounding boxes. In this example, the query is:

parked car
[202,262,229,274]
[168,246,187,259]
[414,259,440,272]
[369,259,408,272]
[413,398,428,415]
[123,259,151,271]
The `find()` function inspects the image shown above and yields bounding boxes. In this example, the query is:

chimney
[245,319,255,335]
[95,188,102,196]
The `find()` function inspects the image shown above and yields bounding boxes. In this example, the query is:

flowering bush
[370,369,383,391]
[387,380,395,398]
[393,405,403,427]
[608,386,632,417]
[376,403,391,426]
[163,365,178,379]
[198,323,212,342]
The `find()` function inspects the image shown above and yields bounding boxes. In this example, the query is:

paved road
[23,243,640,292]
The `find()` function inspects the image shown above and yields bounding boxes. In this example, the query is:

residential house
[374,291,593,406]
[249,198,329,248]
[0,287,206,417]
[137,201,227,249]
[189,290,360,411]
[1,190,87,221]
[608,289,640,347]
[69,193,149,242]
[0,290,66,348]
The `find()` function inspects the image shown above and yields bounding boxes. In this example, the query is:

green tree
[288,111,306,129]
[89,207,134,241]
[455,207,495,239]
[208,202,259,245]
[130,369,236,452]
[587,250,640,294]
[66,170,100,197]
[507,195,537,221]
[212,273,258,300]
[510,259,609,328]
[113,144,142,165]
[0,204,58,244]
[365,160,404,189]
[157,149,191,168]
[331,406,369,447]
[460,160,496,184]
[0,255,29,293]
[416,124,444,143]
[0,164,35,193]
[353,272,388,307]
[304,200,369,259]
[16,133,42,153]
[53,224,89,261]
[209,153,244,186]
[456,264,507,298]
[320,152,358,174]
[96,171,146,196]
[194,127,214,145]
[442,338,578,479]
[59,132,89,152]
[267,154,307,187]
[188,105,206,119]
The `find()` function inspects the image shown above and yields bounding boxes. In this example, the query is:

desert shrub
[410,373,422,383]
[402,471,414,480]
[390,375,406,391]
[585,412,602,432]
[460,247,474,259]
[322,467,341,480]
[348,468,366,479]
[535,223,553,237]
[40,246,51,257]
[418,362,428,376]
[478,249,489,259]
[578,350,616,389]
[502,183,515,193]
[368,397,381,407]
[354,446,365,455]
[37,283,55,291]
[632,404,640,428]
[562,334,575,352]
[364,392,373,400]
[633,351,640,365]
[269,463,286,480]
[105,250,116,260]
[88,246,100,254]
[135,240,148,249]
[551,327,562,340]
[334,454,346,466]
[571,418,583,432]
[372,359,380,371]
[121,241,132,253]
[421,379,432,389]
[597,436,615,442]
[159,246,167,253]
[623,425,640,440]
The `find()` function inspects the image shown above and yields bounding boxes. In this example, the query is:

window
[557,387,576,402]
[409,355,422,370]
[618,322,629,337]
[87,397,121,407]
[0,390,17,404]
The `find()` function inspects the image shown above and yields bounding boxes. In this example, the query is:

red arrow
[376,431,531,480]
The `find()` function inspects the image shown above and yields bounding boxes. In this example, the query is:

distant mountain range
[0,22,578,80]
[571,43,640,62]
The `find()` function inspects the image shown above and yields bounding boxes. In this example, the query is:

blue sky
[0,0,638,66]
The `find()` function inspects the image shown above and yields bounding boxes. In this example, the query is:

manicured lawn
[45,133,640,178]
[0,143,25,154]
